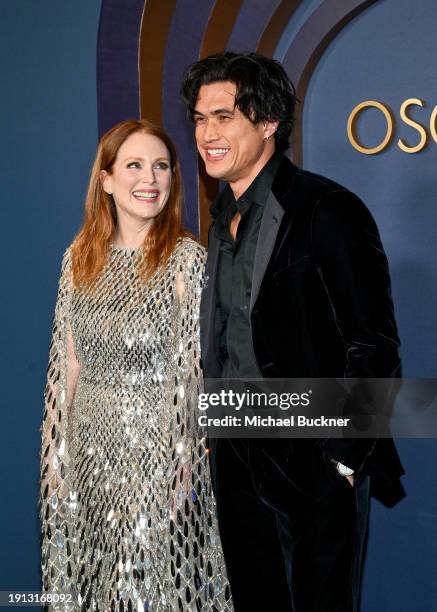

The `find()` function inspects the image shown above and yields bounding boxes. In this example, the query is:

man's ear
[263,120,279,141]
[100,170,112,195]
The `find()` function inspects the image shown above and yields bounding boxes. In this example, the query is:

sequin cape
[40,238,233,611]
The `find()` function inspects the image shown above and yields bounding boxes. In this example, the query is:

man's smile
[205,147,230,161]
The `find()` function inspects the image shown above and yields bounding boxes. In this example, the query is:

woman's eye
[127,162,141,169]
[154,162,169,170]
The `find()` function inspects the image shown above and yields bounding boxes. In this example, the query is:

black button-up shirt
[213,151,283,378]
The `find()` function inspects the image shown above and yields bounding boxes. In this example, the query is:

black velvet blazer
[200,156,404,483]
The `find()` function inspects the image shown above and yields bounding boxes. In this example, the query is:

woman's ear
[100,170,112,195]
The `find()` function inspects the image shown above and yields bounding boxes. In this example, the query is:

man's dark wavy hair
[180,52,297,152]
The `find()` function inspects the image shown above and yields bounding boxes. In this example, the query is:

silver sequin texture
[40,239,233,611]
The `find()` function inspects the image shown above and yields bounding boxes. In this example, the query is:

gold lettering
[347,101,394,155]
[398,98,428,153]
[430,105,437,143]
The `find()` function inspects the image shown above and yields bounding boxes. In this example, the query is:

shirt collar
[211,150,284,219]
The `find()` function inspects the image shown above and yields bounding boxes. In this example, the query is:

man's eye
[154,162,169,170]
[194,117,205,124]
[127,162,141,169]
[219,115,231,121]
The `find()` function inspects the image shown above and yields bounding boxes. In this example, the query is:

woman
[40,119,232,611]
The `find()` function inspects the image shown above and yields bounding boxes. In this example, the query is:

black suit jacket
[200,156,404,483]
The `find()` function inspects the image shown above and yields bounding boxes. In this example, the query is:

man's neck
[229,146,276,200]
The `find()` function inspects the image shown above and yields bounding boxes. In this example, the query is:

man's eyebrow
[212,108,234,115]
[193,108,235,116]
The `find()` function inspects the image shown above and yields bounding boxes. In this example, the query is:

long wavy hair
[71,119,191,288]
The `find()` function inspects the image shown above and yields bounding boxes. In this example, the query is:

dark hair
[180,52,297,151]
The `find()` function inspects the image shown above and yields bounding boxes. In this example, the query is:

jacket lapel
[250,191,284,312]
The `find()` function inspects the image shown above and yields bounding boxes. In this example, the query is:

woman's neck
[112,218,153,249]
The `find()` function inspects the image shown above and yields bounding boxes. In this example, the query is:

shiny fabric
[40,239,232,611]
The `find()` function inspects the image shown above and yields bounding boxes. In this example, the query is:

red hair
[71,119,192,288]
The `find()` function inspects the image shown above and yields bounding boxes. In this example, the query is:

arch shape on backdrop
[196,0,246,242]
[191,0,377,237]
[280,0,379,167]
[257,0,302,57]
[96,0,144,136]
[138,0,177,125]
[97,0,377,238]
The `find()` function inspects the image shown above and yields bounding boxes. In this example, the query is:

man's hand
[331,458,355,486]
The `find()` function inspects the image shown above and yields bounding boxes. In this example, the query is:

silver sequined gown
[40,238,233,611]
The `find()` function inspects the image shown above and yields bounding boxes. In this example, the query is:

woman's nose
[139,166,156,183]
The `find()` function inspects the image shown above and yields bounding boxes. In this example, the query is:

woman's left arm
[170,242,206,513]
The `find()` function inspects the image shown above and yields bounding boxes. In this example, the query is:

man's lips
[205,147,230,161]
[132,190,160,201]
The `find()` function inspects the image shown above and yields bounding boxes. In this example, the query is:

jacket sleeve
[312,190,401,472]
[40,249,80,606]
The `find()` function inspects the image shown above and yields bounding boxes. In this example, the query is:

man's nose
[203,119,219,142]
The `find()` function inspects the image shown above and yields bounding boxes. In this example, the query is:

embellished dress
[40,238,233,611]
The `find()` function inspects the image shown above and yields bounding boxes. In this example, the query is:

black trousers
[209,438,370,612]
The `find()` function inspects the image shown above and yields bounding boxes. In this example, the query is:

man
[181,52,404,612]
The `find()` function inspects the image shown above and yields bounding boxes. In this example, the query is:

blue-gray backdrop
[0,0,101,597]
[1,2,436,611]
[300,3,437,609]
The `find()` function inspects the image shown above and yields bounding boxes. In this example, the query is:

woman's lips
[132,190,160,202]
